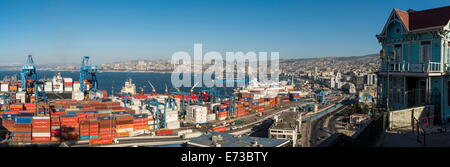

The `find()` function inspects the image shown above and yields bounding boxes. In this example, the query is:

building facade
[376,6,450,123]
[268,111,301,146]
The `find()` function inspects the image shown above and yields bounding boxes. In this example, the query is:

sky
[0,0,448,65]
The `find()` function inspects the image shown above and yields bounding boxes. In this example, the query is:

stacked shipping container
[115,115,133,137]
[13,115,32,142]
[31,116,51,141]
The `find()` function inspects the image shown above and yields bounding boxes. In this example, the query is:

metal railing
[427,62,442,72]
[380,61,449,73]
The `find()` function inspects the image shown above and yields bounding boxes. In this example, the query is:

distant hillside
[0,54,380,72]
[281,53,378,62]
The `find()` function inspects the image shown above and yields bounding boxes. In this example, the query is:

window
[420,41,431,63]
[394,44,402,62]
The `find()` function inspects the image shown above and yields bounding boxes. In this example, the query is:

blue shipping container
[15,117,32,124]
[2,114,17,119]
[18,113,34,117]
[80,136,90,140]
[89,135,99,138]
[97,116,112,120]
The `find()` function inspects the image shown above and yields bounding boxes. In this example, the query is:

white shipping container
[64,86,73,92]
[53,83,64,92]
[217,115,227,121]
[32,133,51,137]
[72,91,84,100]
[182,132,203,139]
[63,78,73,83]
[165,112,179,122]
[1,83,9,92]
[134,130,145,136]
[166,121,180,129]
[207,113,216,122]
[73,82,81,91]
[44,82,53,92]
[116,128,134,133]
[186,105,208,124]
[166,116,178,123]
[33,116,50,119]
[177,129,193,136]
[16,91,26,103]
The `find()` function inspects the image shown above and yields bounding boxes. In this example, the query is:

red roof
[394,6,450,31]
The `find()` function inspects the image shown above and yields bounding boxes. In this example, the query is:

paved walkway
[379,125,450,147]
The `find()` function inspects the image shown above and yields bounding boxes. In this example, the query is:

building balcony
[378,61,449,76]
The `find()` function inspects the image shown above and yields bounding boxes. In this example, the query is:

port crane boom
[147,81,156,94]
[79,56,98,99]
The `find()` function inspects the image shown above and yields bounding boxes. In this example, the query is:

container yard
[0,55,320,146]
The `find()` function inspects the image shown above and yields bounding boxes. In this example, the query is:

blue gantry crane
[79,56,98,99]
[121,92,133,107]
[21,54,37,103]
[142,98,167,130]
[20,54,48,115]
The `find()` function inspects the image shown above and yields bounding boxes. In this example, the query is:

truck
[181,132,203,139]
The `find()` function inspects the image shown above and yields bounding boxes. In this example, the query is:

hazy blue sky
[0,0,448,65]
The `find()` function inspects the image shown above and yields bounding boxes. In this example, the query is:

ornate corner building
[376,6,450,123]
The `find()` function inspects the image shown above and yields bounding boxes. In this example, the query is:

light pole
[380,49,396,131]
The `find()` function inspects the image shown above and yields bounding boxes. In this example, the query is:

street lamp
[380,49,396,130]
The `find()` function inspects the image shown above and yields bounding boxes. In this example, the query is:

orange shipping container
[90,138,113,145]
[116,124,133,129]
[32,137,51,141]
[115,132,129,137]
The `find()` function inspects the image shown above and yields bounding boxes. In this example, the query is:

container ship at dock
[0,55,318,146]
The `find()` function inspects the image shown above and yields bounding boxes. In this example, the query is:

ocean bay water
[0,71,237,96]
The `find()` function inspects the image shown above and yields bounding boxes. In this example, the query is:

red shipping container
[80,132,90,136]
[60,117,78,123]
[51,122,61,126]
[211,126,228,132]
[155,129,174,135]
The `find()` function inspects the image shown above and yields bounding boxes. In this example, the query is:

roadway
[307,105,350,147]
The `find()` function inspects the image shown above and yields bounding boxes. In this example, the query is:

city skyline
[0,0,448,65]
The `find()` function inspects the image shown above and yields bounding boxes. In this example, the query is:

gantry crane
[142,98,167,130]
[79,56,98,99]
[20,55,48,115]
[121,92,133,107]
[21,54,37,103]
